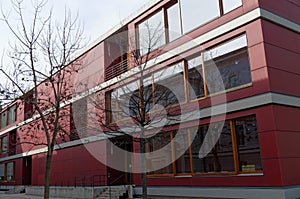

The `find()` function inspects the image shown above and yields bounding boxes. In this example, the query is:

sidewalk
[0,193,72,199]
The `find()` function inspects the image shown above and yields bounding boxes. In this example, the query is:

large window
[138,10,166,55]
[136,0,243,53]
[6,162,14,181]
[187,35,251,100]
[1,136,8,153]
[222,0,242,14]
[0,162,15,182]
[0,164,4,181]
[146,115,263,176]
[204,35,251,94]
[8,105,16,125]
[180,0,220,33]
[106,62,185,123]
[0,104,17,129]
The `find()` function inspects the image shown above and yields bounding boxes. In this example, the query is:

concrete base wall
[134,186,300,199]
[26,186,97,199]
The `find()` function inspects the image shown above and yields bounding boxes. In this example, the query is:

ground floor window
[0,162,15,182]
[146,115,262,176]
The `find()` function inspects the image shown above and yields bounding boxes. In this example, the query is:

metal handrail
[105,59,128,81]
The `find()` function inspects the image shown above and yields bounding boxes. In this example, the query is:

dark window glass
[1,112,6,128]
[192,122,235,173]
[180,0,220,34]
[117,81,139,120]
[147,132,173,174]
[153,62,185,108]
[187,56,205,100]
[234,116,263,172]
[1,136,8,153]
[205,35,251,94]
[0,164,4,181]
[6,162,14,181]
[223,0,242,14]
[174,131,191,174]
[138,11,166,55]
[8,105,16,124]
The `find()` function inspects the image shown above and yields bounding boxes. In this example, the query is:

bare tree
[0,0,84,198]
[84,20,184,199]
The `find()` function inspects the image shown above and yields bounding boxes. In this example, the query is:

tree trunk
[140,131,147,199]
[44,149,53,199]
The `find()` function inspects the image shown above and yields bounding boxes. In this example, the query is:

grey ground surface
[0,193,72,199]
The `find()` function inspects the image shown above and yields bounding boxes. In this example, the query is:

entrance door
[22,156,32,185]
[107,135,133,185]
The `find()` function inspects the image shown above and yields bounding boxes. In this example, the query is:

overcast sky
[0,0,150,54]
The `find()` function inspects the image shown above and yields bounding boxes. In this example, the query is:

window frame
[146,115,263,177]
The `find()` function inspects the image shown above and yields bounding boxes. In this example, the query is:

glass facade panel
[138,11,166,55]
[8,105,16,124]
[153,62,185,107]
[192,122,235,173]
[118,81,139,120]
[1,112,6,128]
[175,131,191,174]
[2,136,8,153]
[205,36,251,94]
[6,162,14,181]
[187,56,205,100]
[167,3,182,42]
[0,164,4,181]
[223,0,242,14]
[180,0,220,33]
[234,116,263,172]
[147,132,173,174]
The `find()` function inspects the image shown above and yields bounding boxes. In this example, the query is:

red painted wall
[31,143,107,186]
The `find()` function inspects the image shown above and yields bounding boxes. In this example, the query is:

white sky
[0,0,150,57]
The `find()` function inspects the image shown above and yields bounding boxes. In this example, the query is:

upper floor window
[187,35,251,100]
[1,136,8,153]
[136,0,243,54]
[137,10,166,55]
[106,62,185,123]
[222,0,243,14]
[0,104,17,128]
[180,0,220,34]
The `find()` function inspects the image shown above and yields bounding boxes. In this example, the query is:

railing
[51,174,107,187]
[105,59,128,81]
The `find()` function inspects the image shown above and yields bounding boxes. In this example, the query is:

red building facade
[0,0,299,198]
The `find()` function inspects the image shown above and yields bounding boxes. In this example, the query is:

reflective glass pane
[7,162,14,181]
[153,62,185,107]
[192,122,235,173]
[138,11,166,55]
[223,0,242,14]
[234,116,263,172]
[1,112,6,128]
[147,132,173,174]
[175,131,191,173]
[187,56,205,100]
[167,3,182,41]
[2,136,8,152]
[118,81,139,120]
[0,164,4,181]
[180,0,220,33]
[205,35,251,94]
[8,105,16,124]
